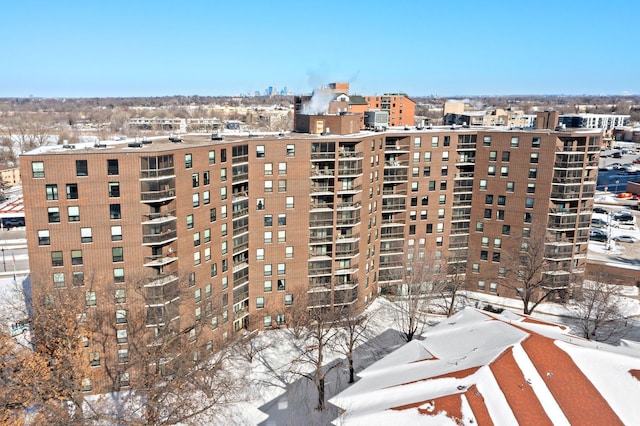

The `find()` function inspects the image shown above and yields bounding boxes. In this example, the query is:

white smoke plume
[302,87,335,115]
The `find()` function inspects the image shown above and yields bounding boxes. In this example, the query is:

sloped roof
[330,307,640,425]
[348,95,368,105]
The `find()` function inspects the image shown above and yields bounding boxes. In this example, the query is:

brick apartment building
[21,111,600,392]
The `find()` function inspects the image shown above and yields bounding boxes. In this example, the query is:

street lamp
[615,179,620,194]
[1,247,5,272]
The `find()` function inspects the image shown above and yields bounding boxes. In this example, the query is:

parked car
[589,230,608,242]
[593,207,609,214]
[612,235,637,243]
[612,211,635,222]
[591,218,608,228]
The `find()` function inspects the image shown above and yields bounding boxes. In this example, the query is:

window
[204,247,211,261]
[192,193,200,207]
[277,263,286,275]
[278,230,286,242]
[264,180,273,193]
[107,159,119,175]
[438,208,445,219]
[420,210,427,220]
[409,225,416,235]
[497,195,506,206]
[45,184,58,200]
[428,181,436,191]
[209,150,215,165]
[264,215,273,227]
[221,241,227,255]
[472,263,480,273]
[51,251,63,267]
[527,183,536,194]
[82,378,91,392]
[525,197,534,208]
[53,272,65,287]
[488,166,496,176]
[506,181,515,192]
[186,214,194,229]
[256,297,265,309]
[414,137,422,148]
[532,137,541,148]
[437,223,444,233]
[476,221,484,232]
[442,151,449,161]
[494,238,502,248]
[221,148,227,162]
[285,246,294,258]
[220,168,227,181]
[89,351,100,366]
[483,136,492,146]
[523,227,531,237]
[110,204,121,220]
[256,248,264,261]
[276,314,285,325]
[530,153,539,163]
[85,291,97,307]
[502,225,511,235]
[278,162,287,175]
[264,231,272,243]
[111,225,122,241]
[192,173,199,188]
[114,268,125,283]
[68,206,80,222]
[264,264,272,276]
[66,183,78,199]
[426,224,433,234]
[439,194,446,205]
[256,145,265,158]
[497,210,505,220]
[284,294,293,306]
[441,166,448,176]
[211,263,217,277]
[257,198,265,210]
[193,232,201,246]
[412,152,420,163]
[502,151,511,162]
[194,251,201,265]
[480,250,488,261]
[424,152,431,162]
[263,316,272,327]
[38,229,50,245]
[115,289,126,304]
[478,280,486,290]
[277,279,286,291]
[423,166,431,177]
[440,181,447,191]
[221,223,227,237]
[118,349,129,364]
[71,250,83,265]
[117,329,128,344]
[510,137,519,148]
[524,212,533,223]
[221,205,227,219]
[220,187,227,201]
[286,144,295,157]
[498,267,506,278]
[285,196,294,209]
[185,153,192,169]
[112,247,123,262]
[479,180,487,190]
[489,282,498,293]
[278,180,287,192]
[264,163,273,175]
[489,151,497,161]
[32,161,44,178]
[76,160,88,177]
[484,209,492,219]
[486,194,494,204]
[411,182,418,192]
[481,237,489,247]
[210,208,217,222]
[108,182,120,198]
[264,280,272,292]
[81,227,93,244]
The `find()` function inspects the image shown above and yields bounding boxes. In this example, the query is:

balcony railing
[142,230,177,245]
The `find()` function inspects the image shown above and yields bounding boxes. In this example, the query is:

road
[0,228,28,278]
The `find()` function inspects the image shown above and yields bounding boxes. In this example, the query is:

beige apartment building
[21,112,600,392]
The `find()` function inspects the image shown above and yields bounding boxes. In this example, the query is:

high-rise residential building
[21,112,601,392]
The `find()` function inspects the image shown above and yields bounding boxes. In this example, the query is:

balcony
[337,167,363,177]
[140,168,175,179]
[142,211,177,224]
[337,200,361,209]
[337,184,362,194]
[141,188,176,203]
[311,201,334,210]
[336,232,359,242]
[309,233,333,243]
[142,229,177,246]
[336,214,361,226]
[311,168,335,177]
[143,254,178,268]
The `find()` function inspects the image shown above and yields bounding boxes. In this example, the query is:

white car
[612,235,637,243]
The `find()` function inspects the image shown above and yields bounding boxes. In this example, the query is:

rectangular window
[442,151,449,161]
[66,183,78,199]
[256,145,265,158]
[439,194,446,205]
[193,193,200,207]
[264,180,273,193]
[424,152,431,162]
[220,168,227,181]
[193,232,201,246]
[497,195,506,206]
[488,166,496,176]
[525,198,534,208]
[51,251,63,267]
[277,279,286,291]
[116,309,127,324]
[510,137,519,148]
[476,221,484,232]
[256,297,265,309]
[530,153,539,163]
[264,264,272,276]
[527,183,536,194]
[209,150,215,165]
[220,149,226,162]
[112,247,123,263]
[204,228,211,243]
[506,181,515,192]
[185,153,192,169]
[192,173,199,188]
[114,268,124,283]
[118,349,129,364]
[492,252,501,262]
[210,208,217,222]
[286,144,295,157]
[277,263,286,275]
[186,214,194,229]
[111,226,122,241]
[203,190,210,205]
[278,180,287,192]
[53,272,65,287]
[278,230,286,242]
[110,204,121,220]
[115,289,126,304]
[284,294,293,306]
[46,184,58,200]
[76,160,88,177]
[85,291,97,307]
[429,181,436,191]
[480,250,488,261]
[38,229,51,245]
[483,136,492,146]
[486,194,494,204]
[264,231,272,243]
[264,163,273,175]
[285,246,294,258]
[285,196,294,209]
[71,249,83,265]
[478,280,486,290]
[32,161,44,178]
[278,162,287,175]
[502,151,510,162]
[80,227,92,243]
[64,207,80,224]
[89,351,100,366]
[532,137,541,148]
[220,187,227,201]
[264,280,272,292]
[221,241,228,255]
[489,151,497,161]
[194,251,201,265]
[500,166,509,177]
[479,179,487,190]
[117,329,128,344]
[107,159,119,175]
[48,207,60,223]
[256,248,265,261]
[204,247,211,261]
[497,210,505,220]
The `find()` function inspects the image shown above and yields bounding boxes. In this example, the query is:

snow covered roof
[330,307,640,425]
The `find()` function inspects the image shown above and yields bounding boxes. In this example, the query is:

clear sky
[1,0,638,98]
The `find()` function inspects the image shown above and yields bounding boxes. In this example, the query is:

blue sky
[1,0,638,98]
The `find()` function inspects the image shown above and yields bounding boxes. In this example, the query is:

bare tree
[500,231,560,315]
[570,279,630,342]
[336,301,373,384]
[385,255,448,342]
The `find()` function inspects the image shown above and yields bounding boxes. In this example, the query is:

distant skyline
[2,0,638,98]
